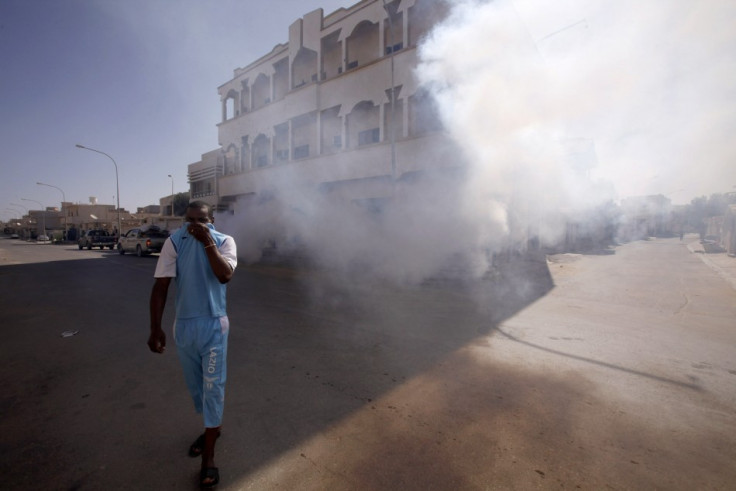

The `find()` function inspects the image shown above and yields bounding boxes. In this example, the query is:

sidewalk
[686,238,736,291]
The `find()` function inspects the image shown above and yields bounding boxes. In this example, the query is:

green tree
[683,193,736,236]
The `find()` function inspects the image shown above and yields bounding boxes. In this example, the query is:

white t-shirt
[154,235,237,278]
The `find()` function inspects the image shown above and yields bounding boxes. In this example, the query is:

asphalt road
[1,236,735,490]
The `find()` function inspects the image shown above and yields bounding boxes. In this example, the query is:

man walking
[148,201,237,488]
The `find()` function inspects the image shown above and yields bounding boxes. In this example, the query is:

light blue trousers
[174,316,229,428]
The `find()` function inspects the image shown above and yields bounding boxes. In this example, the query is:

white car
[37,235,50,241]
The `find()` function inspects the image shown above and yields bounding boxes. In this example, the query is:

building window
[385,43,403,55]
[358,128,380,146]
[293,145,309,160]
[252,73,270,110]
[321,105,342,155]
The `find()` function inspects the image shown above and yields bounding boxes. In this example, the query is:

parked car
[78,229,116,250]
[37,234,49,242]
[117,226,169,257]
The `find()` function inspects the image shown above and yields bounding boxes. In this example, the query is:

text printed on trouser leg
[205,346,217,390]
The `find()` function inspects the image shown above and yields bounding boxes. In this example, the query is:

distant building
[62,202,179,237]
[63,202,129,235]
[619,195,673,240]
[140,205,161,215]
[189,149,223,211]
[724,204,736,256]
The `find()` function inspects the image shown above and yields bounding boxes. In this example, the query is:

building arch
[292,47,318,89]
[223,89,239,121]
[274,123,289,163]
[240,135,251,171]
[320,30,342,80]
[239,79,250,113]
[383,0,405,54]
[321,105,343,155]
[347,100,380,148]
[252,73,271,110]
[273,58,289,101]
[346,20,380,70]
[409,0,449,46]
[253,134,270,168]
[223,144,239,175]
[409,87,443,136]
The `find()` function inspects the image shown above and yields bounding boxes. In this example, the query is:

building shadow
[219,253,555,480]
[0,250,556,489]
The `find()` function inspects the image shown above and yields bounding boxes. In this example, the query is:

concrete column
[341,113,348,150]
[379,18,386,57]
[403,9,409,48]
[379,102,386,142]
[402,98,409,138]
[341,37,347,74]
[317,110,323,155]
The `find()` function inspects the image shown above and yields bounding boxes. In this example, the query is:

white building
[190,0,452,219]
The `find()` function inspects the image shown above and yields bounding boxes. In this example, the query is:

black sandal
[188,431,222,457]
[200,467,219,488]
[188,433,205,457]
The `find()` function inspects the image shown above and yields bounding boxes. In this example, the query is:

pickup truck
[117,226,169,256]
[78,229,116,250]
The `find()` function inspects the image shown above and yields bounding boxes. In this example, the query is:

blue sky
[0,0,351,221]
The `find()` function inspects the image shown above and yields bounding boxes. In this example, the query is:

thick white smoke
[421,0,736,205]
[219,162,504,283]
[219,0,736,283]
[416,0,621,253]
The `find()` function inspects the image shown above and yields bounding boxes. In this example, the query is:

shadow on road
[210,254,557,484]
[0,252,556,489]
[0,251,553,488]
[3,243,734,490]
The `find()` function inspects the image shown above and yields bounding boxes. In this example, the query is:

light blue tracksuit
[170,224,230,428]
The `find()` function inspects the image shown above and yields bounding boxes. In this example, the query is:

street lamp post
[168,174,174,216]
[21,198,46,240]
[37,181,67,239]
[6,207,24,223]
[75,144,121,238]
[10,202,28,213]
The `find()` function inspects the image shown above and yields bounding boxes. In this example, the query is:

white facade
[189,0,452,216]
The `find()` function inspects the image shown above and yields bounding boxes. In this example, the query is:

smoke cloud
[219,0,736,284]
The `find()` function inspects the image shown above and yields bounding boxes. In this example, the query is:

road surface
[1,236,734,489]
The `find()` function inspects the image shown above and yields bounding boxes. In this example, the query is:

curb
[686,240,736,292]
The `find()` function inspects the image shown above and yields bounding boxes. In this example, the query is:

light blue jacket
[169,223,229,319]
